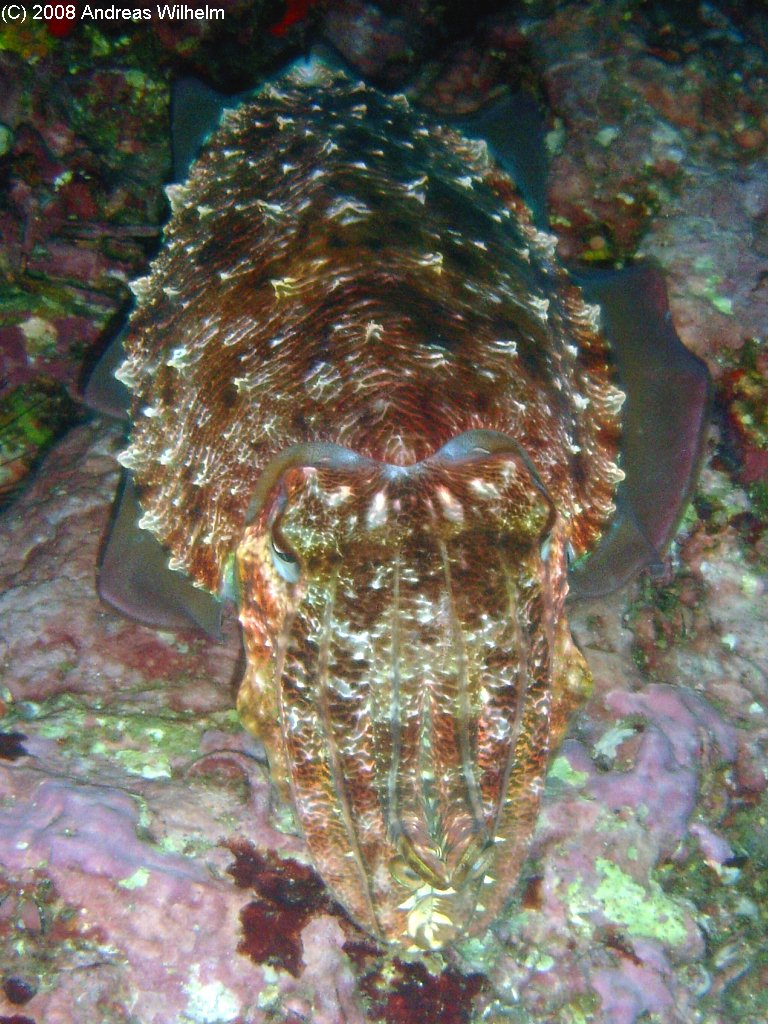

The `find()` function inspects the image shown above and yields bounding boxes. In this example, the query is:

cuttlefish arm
[567,264,712,599]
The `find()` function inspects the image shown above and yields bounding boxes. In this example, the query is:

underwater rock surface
[1,1,768,1022]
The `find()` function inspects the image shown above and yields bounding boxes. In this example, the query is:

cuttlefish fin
[83,325,131,421]
[97,473,223,639]
[568,263,711,600]
[451,88,549,228]
[450,93,708,597]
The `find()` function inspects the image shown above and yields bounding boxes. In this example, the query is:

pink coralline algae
[0,770,262,1022]
[592,686,737,847]
[0,777,213,886]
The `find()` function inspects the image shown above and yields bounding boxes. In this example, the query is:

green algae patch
[118,866,150,890]
[19,694,241,780]
[0,380,83,504]
[689,256,735,316]
[569,858,689,945]
[561,995,601,1024]
[711,294,734,315]
[547,754,589,789]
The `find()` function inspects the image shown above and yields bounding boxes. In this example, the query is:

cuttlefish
[86,59,710,951]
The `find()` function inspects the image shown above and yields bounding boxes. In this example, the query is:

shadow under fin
[98,473,224,639]
[567,263,711,600]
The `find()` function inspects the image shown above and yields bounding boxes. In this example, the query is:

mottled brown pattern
[117,64,623,948]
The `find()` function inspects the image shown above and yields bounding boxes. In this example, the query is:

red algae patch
[0,733,28,761]
[1,979,36,1006]
[227,839,338,977]
[346,944,484,1024]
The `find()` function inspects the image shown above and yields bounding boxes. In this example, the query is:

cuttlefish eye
[269,528,300,583]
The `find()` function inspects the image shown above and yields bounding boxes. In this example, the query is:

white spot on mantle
[436,486,464,523]
[367,490,388,528]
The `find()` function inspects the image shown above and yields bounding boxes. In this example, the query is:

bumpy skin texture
[117,66,624,949]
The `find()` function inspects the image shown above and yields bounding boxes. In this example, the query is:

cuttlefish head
[234,430,590,950]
